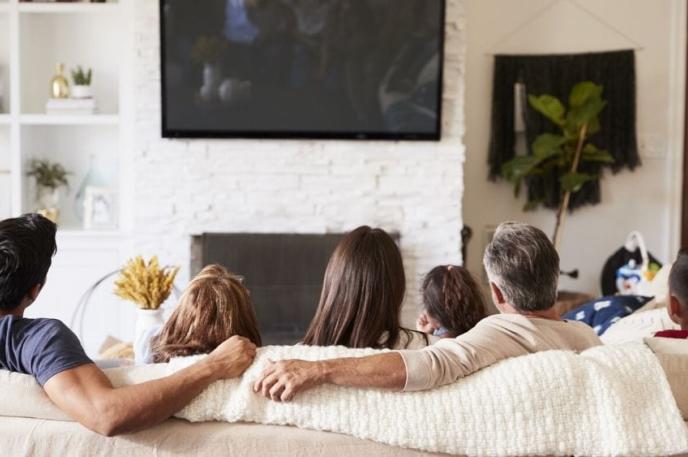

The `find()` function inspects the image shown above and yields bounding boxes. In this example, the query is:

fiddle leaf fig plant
[502,81,614,250]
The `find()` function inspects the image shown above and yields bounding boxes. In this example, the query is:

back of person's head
[669,249,688,316]
[421,265,487,337]
[483,222,559,313]
[303,225,406,349]
[152,264,261,362]
[0,214,57,311]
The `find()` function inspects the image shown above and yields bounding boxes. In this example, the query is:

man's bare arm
[44,336,255,436]
[253,352,406,402]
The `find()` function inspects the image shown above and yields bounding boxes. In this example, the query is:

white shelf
[4,0,131,231]
[19,114,119,126]
[18,2,120,14]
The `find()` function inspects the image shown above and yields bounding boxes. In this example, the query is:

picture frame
[83,186,117,230]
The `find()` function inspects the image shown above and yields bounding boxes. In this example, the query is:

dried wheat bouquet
[114,256,179,310]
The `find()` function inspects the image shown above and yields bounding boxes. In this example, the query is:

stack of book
[45,98,97,115]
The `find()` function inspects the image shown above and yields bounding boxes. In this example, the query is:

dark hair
[422,265,487,337]
[0,214,57,311]
[483,222,559,312]
[303,226,408,349]
[669,249,688,309]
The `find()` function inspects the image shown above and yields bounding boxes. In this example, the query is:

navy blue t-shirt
[0,316,92,385]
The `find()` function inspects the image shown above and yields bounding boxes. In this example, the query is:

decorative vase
[36,186,61,223]
[75,154,112,224]
[50,63,70,99]
[71,85,92,99]
[134,308,164,350]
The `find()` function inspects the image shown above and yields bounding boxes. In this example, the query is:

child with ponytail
[416,265,488,338]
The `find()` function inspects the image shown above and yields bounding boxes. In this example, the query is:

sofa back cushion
[0,363,168,421]
[646,337,688,419]
[0,347,686,421]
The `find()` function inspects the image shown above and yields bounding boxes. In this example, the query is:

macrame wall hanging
[484,0,643,212]
[488,50,639,211]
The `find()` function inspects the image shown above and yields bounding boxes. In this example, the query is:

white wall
[463,0,687,296]
[129,0,467,326]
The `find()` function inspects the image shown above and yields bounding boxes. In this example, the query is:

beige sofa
[0,339,686,457]
[0,418,451,457]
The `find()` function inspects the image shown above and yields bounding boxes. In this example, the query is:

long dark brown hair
[151,264,262,363]
[302,226,409,349]
[421,265,487,338]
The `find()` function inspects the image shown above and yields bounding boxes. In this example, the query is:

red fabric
[655,329,688,339]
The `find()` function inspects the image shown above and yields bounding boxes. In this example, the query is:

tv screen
[160,0,445,140]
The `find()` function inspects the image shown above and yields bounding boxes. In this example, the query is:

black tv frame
[159,0,446,141]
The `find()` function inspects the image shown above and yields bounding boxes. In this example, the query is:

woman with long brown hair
[302,225,432,349]
[136,264,262,364]
[416,265,487,338]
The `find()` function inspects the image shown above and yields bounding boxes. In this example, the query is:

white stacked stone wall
[131,0,466,324]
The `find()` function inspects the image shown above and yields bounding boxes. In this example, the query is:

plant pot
[134,308,164,350]
[36,187,61,223]
[71,85,93,99]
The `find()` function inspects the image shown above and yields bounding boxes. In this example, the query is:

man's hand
[253,359,325,402]
[203,335,257,381]
[252,353,406,403]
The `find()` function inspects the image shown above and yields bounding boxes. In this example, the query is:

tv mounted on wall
[160,0,446,141]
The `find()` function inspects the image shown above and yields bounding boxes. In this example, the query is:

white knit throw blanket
[168,343,688,457]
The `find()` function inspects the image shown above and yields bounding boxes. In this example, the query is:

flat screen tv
[160,0,446,140]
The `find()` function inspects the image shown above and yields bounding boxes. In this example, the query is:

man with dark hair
[254,222,601,402]
[656,249,688,339]
[0,214,257,436]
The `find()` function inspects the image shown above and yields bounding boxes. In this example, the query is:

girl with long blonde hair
[136,264,262,364]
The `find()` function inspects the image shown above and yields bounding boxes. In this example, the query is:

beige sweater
[398,313,602,391]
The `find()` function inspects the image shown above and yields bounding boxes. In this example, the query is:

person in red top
[657,249,688,339]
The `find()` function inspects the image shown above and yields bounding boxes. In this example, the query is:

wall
[463,0,687,296]
[129,0,467,326]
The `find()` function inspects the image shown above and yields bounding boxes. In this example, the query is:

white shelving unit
[1,0,135,355]
[18,2,120,13]
[0,0,130,232]
[19,114,120,125]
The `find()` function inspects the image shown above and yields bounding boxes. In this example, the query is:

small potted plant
[70,66,93,99]
[26,159,70,223]
[114,256,179,344]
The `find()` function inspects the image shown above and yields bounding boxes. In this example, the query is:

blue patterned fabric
[563,295,653,336]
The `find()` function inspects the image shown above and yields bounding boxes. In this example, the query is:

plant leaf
[528,94,566,127]
[569,81,603,108]
[532,133,566,159]
[501,155,540,181]
[587,117,601,135]
[561,172,596,192]
[582,144,615,164]
[567,98,607,130]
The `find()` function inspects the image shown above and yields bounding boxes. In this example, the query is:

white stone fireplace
[128,0,466,326]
